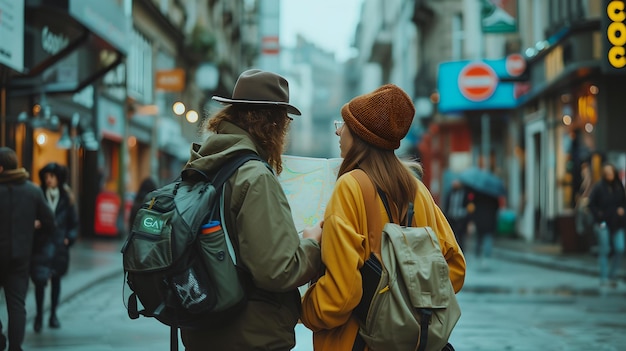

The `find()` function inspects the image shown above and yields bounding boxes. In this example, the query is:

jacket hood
[0,168,29,184]
[184,121,267,174]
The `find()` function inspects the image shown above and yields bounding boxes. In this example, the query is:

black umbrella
[458,167,505,198]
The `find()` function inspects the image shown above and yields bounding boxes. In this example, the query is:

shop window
[100,139,120,193]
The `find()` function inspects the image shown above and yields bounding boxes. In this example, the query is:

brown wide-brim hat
[212,69,302,116]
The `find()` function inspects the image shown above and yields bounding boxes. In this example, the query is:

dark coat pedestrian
[443,179,471,251]
[31,162,78,332]
[467,188,500,264]
[588,163,626,286]
[0,147,56,351]
[470,190,500,233]
[588,165,626,231]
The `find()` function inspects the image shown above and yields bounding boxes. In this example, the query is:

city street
[450,256,626,351]
[15,269,314,351]
[4,247,623,351]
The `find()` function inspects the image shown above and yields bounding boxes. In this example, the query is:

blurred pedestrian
[300,84,466,350]
[127,177,157,231]
[444,179,471,251]
[179,69,322,350]
[467,188,500,269]
[575,161,594,235]
[0,147,55,351]
[31,163,78,332]
[588,163,625,288]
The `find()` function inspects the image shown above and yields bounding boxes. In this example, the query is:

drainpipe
[1,70,7,147]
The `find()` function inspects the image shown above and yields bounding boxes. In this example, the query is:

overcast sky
[279,0,363,62]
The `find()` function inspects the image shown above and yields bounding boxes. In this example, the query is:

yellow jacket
[301,170,466,351]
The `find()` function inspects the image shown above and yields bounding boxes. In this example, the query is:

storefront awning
[8,0,129,95]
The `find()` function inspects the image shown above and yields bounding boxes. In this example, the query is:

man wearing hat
[180,69,323,350]
[300,84,466,350]
[0,147,56,351]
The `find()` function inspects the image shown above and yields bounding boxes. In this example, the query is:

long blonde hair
[205,105,290,174]
[338,130,420,222]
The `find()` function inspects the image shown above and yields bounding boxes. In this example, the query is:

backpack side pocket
[168,253,217,314]
[197,222,245,312]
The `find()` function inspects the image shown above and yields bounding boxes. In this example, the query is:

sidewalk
[0,238,124,324]
[2,234,624,324]
[492,236,626,280]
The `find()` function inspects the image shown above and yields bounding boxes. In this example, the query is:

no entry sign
[505,53,526,77]
[438,59,519,113]
[458,62,498,102]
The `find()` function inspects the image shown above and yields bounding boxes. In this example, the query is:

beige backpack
[352,170,461,351]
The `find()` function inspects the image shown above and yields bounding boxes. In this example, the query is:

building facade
[1,0,131,238]
[0,0,259,238]
[513,0,620,248]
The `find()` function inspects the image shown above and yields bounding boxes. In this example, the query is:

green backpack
[352,170,461,351]
[121,153,263,350]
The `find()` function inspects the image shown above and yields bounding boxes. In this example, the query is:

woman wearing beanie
[301,84,466,350]
[31,162,78,332]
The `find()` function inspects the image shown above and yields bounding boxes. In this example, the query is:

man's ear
[0,166,3,173]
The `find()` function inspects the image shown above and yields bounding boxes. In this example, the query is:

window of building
[532,0,546,45]
[452,13,464,60]
[560,0,570,24]
[548,0,560,28]
[127,29,153,104]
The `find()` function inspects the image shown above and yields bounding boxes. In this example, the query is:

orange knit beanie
[341,84,415,150]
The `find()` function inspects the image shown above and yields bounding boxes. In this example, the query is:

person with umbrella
[460,167,504,269]
[467,189,500,269]
[443,179,471,251]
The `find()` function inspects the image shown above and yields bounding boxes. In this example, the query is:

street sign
[155,68,186,92]
[261,36,280,55]
[438,59,519,113]
[505,53,526,77]
[458,62,498,102]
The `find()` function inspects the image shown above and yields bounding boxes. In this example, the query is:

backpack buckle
[128,293,140,320]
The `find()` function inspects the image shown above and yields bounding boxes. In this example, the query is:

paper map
[278,155,343,233]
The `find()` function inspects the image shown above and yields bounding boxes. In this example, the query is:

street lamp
[36,132,47,146]
[173,101,186,115]
[186,110,199,123]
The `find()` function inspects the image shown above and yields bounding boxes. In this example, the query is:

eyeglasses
[334,120,345,131]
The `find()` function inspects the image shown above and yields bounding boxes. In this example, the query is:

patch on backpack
[136,209,170,235]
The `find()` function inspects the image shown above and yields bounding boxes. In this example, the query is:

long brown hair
[205,105,290,174]
[338,130,419,222]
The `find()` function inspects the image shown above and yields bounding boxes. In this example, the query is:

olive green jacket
[180,121,321,351]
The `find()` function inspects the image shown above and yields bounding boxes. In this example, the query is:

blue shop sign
[437,58,523,113]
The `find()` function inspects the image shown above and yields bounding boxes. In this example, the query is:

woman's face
[45,172,58,189]
[603,165,615,182]
[335,121,353,158]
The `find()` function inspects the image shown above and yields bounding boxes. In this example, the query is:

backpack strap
[213,152,266,266]
[211,152,265,190]
[352,169,383,259]
[180,152,266,185]
[379,191,415,227]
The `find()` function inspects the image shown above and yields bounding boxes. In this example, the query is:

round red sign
[458,62,498,102]
[505,53,526,77]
